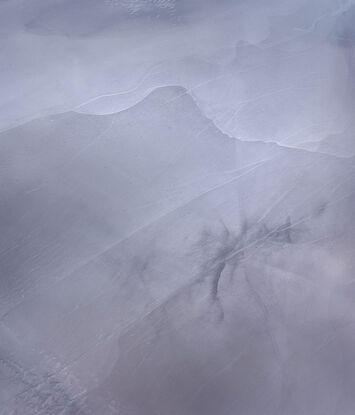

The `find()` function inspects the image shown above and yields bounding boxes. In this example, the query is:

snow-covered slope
[1,85,355,414]
[1,0,355,156]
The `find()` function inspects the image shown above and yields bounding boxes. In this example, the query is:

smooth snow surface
[1,2,355,414]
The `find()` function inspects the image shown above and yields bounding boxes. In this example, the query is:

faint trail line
[74,63,165,110]
[0,155,278,321]
[188,332,258,403]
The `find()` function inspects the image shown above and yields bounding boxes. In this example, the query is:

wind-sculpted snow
[1,3,355,415]
[1,0,355,155]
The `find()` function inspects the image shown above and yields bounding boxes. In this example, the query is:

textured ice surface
[1,2,355,415]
